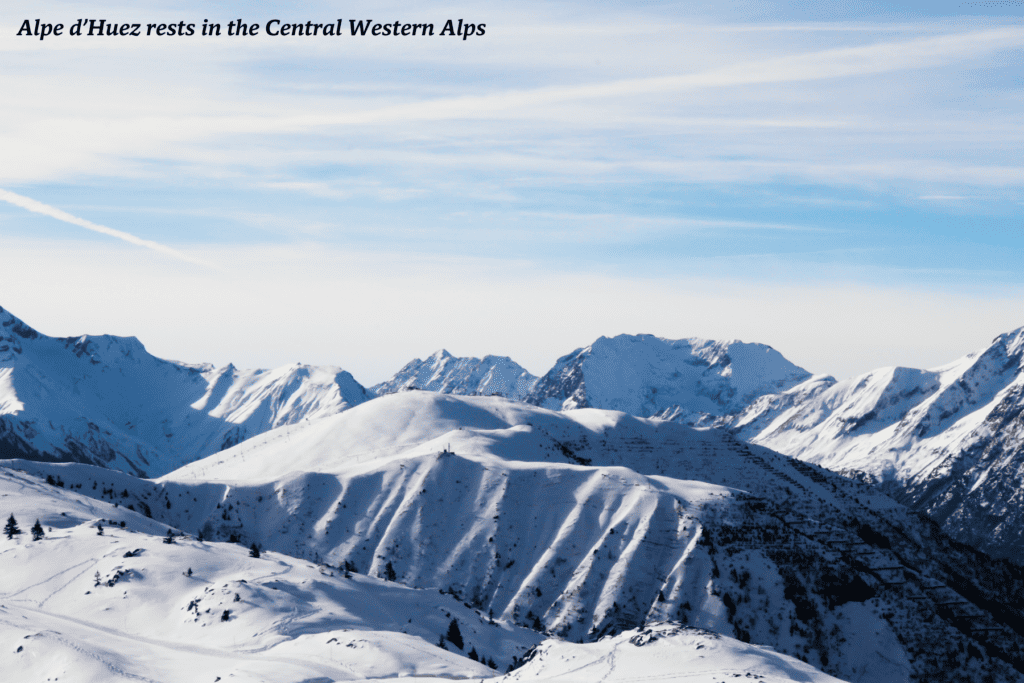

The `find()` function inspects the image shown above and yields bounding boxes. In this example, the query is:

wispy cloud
[515,211,831,233]
[0,189,214,268]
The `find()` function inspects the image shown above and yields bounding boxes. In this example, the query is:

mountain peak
[526,333,811,416]
[0,305,40,342]
[991,324,1024,359]
[372,351,537,400]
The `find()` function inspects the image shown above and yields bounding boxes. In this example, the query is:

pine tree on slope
[5,514,21,539]
[446,618,464,650]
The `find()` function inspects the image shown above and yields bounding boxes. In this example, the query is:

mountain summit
[372,349,538,400]
[525,334,813,419]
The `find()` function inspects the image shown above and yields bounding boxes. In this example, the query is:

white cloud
[0,12,1020,196]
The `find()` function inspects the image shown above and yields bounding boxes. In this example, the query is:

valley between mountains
[2,304,1024,682]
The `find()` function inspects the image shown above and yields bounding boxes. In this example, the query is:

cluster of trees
[5,514,44,541]
[436,618,497,669]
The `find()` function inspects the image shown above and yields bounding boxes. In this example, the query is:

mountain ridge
[8,302,1024,563]
[372,349,538,401]
[0,305,371,477]
[7,391,1024,682]
[711,324,1024,559]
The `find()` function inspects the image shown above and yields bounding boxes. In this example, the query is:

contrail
[0,188,213,268]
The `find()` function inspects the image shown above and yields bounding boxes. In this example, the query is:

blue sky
[1,0,1022,383]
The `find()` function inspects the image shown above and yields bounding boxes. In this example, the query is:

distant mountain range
[371,331,1024,560]
[6,303,1024,681]
[4,303,1024,560]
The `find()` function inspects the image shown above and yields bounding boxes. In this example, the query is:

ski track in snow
[2,602,357,679]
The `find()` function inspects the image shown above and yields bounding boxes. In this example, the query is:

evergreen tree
[249,543,260,558]
[4,514,20,539]
[31,519,44,541]
[468,646,479,661]
[446,618,464,650]
[384,561,396,581]
[163,529,174,544]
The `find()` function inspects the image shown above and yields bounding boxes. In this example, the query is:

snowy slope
[0,462,851,683]
[8,392,1024,682]
[722,325,1024,559]
[0,305,370,477]
[373,349,538,400]
[0,465,541,681]
[0,443,855,683]
[499,623,849,683]
[525,334,812,419]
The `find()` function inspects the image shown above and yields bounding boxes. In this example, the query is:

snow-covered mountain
[0,305,370,477]
[717,325,1024,560]
[0,462,842,682]
[524,334,812,419]
[9,392,1024,682]
[372,349,538,400]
